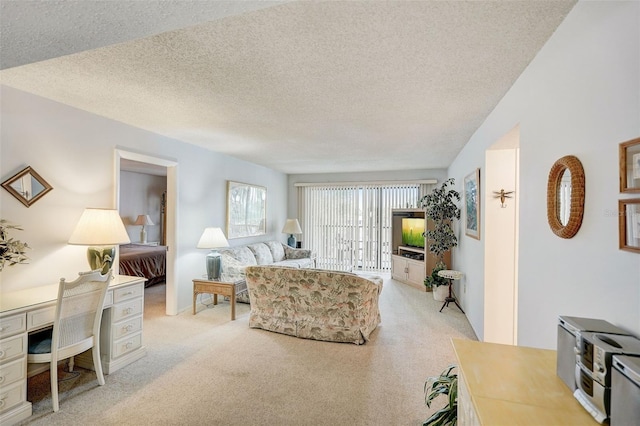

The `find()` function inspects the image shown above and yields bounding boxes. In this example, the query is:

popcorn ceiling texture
[0,1,576,174]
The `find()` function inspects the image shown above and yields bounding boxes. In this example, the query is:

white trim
[115,149,179,316]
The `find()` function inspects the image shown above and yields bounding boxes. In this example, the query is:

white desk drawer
[113,284,143,304]
[112,317,142,340]
[111,298,143,323]
[0,314,26,339]
[0,357,26,387]
[113,332,142,359]
[27,306,55,331]
[0,334,27,362]
[0,379,25,414]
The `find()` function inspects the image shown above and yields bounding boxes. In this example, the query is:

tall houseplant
[420,178,461,289]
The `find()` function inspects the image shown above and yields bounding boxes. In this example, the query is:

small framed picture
[633,153,640,180]
[619,137,640,192]
[464,169,480,240]
[619,198,640,253]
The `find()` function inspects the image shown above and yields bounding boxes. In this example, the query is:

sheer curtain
[298,183,434,272]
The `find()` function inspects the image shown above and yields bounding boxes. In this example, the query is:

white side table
[437,269,465,313]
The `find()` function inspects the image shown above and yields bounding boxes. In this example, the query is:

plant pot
[433,284,449,302]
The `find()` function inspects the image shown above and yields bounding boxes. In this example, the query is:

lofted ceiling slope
[0,0,576,174]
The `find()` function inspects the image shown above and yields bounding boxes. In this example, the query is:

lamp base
[205,250,223,280]
[140,227,147,244]
[87,246,116,275]
[287,234,297,248]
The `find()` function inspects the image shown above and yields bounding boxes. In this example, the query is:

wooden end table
[192,278,246,320]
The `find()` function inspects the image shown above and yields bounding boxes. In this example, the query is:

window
[299,183,433,272]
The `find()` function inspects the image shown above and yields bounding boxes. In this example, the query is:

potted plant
[420,178,461,299]
[424,264,449,301]
[424,364,458,426]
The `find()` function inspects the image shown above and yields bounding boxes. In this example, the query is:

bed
[119,244,167,287]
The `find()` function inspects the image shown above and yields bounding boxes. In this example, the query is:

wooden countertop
[452,339,597,426]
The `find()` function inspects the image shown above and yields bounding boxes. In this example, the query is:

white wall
[0,86,288,313]
[448,0,640,348]
[120,171,166,243]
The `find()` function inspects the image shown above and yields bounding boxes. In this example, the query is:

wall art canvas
[464,169,480,240]
[226,181,266,239]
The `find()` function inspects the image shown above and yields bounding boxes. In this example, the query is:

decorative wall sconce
[493,189,514,208]
[2,166,53,207]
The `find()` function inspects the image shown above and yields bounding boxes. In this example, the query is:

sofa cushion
[247,243,274,265]
[274,258,315,269]
[265,241,286,262]
[219,247,257,266]
[284,246,313,260]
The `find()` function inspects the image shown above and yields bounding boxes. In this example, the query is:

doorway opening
[115,149,178,316]
[483,125,520,345]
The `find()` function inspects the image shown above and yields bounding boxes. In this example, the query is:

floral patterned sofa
[244,265,383,344]
[219,241,315,302]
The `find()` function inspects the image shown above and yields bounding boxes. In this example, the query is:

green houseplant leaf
[423,364,458,426]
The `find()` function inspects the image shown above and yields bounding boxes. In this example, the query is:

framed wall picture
[464,169,480,240]
[1,166,53,207]
[226,181,266,239]
[619,137,640,193]
[619,198,640,253]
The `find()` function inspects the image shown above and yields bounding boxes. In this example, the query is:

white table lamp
[134,214,154,243]
[197,227,229,280]
[282,219,302,248]
[68,208,131,274]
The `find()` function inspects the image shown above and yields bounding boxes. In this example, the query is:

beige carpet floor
[21,274,477,425]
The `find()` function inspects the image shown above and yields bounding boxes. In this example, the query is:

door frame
[115,149,179,315]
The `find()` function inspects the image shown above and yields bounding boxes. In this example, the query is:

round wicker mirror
[547,155,585,238]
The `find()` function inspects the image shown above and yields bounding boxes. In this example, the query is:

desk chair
[27,270,112,412]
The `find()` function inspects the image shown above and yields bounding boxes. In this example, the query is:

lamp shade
[68,208,131,246]
[282,219,302,235]
[134,214,154,226]
[196,227,229,249]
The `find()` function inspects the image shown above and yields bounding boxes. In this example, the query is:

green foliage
[424,364,458,426]
[420,178,461,264]
[0,219,30,271]
[424,262,449,288]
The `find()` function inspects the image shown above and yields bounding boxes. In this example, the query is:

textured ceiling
[0,1,576,174]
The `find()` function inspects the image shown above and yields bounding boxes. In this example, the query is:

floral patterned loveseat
[219,241,315,302]
[245,265,383,345]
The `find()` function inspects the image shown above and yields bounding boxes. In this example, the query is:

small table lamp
[134,214,154,243]
[68,208,131,274]
[197,227,229,280]
[282,219,302,248]
[437,269,465,314]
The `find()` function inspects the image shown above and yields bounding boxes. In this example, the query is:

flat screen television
[401,218,425,248]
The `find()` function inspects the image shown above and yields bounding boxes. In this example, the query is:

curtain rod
[293,179,437,187]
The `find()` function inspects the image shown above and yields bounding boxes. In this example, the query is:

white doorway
[483,126,520,345]
[115,149,179,316]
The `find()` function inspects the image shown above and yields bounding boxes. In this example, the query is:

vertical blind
[298,183,434,272]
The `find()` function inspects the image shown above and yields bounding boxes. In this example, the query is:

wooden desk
[193,278,246,320]
[0,275,147,426]
[452,339,597,425]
